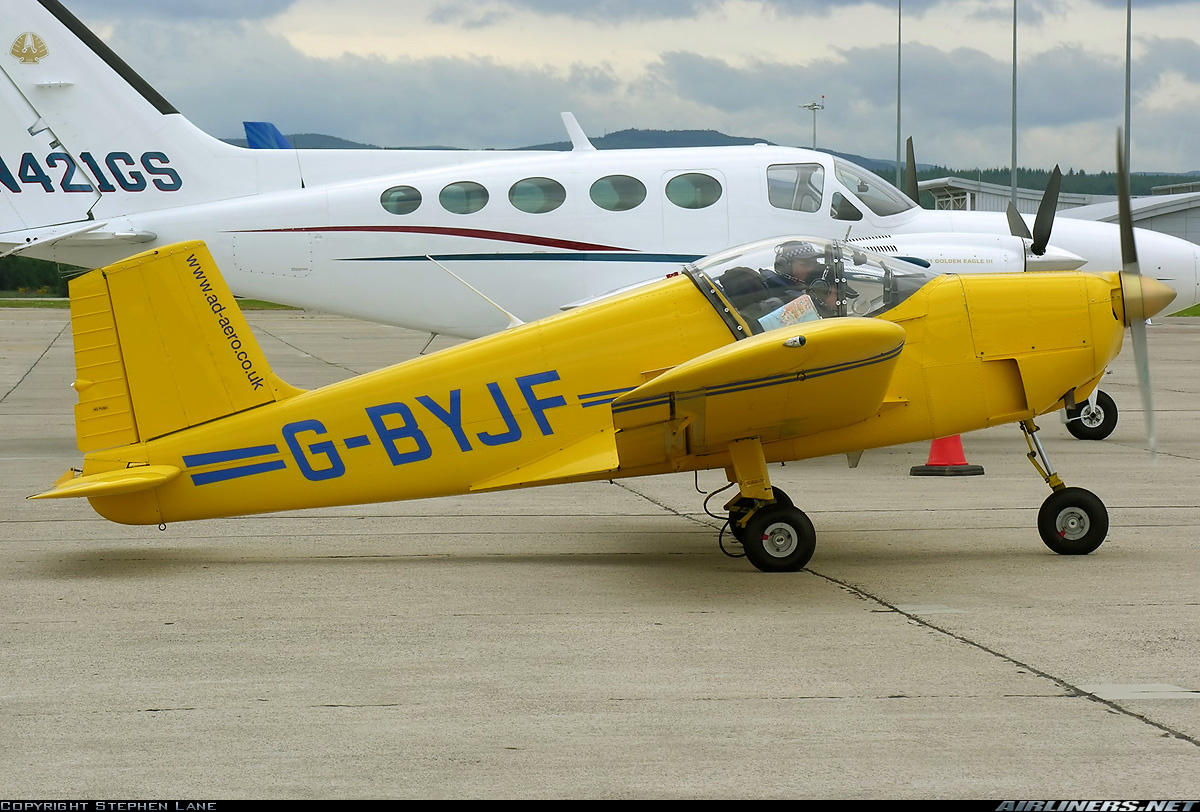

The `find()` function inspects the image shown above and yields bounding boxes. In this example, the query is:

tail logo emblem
[10,33,48,64]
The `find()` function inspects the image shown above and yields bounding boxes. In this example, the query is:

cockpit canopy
[686,236,936,336]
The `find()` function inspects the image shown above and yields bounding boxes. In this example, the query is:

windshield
[832,158,916,217]
[687,236,934,335]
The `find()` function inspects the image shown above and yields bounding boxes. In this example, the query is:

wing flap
[470,427,619,492]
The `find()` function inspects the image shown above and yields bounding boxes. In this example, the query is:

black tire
[1065,390,1117,441]
[741,505,816,572]
[1037,487,1108,555]
[727,488,793,544]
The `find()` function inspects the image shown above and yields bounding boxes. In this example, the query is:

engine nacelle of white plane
[846,232,1087,275]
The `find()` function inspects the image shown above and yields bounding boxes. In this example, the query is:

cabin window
[440,181,489,214]
[767,164,824,213]
[665,173,723,209]
[589,175,647,212]
[831,192,863,221]
[380,185,422,215]
[509,177,566,214]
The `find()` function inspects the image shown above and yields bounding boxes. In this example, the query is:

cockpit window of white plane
[509,177,567,214]
[832,158,915,217]
[590,175,647,212]
[440,181,490,214]
[381,185,422,215]
[831,192,863,222]
[665,173,723,209]
[766,164,824,213]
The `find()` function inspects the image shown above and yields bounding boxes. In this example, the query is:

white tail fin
[0,0,300,238]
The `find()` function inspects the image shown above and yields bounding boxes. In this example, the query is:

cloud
[427,0,946,26]
[67,0,296,22]
[65,1,1200,171]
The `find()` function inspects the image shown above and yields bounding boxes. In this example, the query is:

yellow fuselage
[80,269,1125,525]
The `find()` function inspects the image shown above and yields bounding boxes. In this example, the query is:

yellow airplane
[30,227,1175,572]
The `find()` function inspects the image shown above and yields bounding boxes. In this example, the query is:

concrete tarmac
[2,308,1198,799]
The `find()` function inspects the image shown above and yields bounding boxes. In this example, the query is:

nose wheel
[1065,390,1118,441]
[1037,487,1109,555]
[1022,419,1109,555]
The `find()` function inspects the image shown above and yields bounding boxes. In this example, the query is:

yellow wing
[611,318,906,460]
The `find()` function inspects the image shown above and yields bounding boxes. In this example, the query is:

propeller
[1005,164,1062,255]
[1115,129,1177,455]
[903,137,920,205]
[1030,165,1062,256]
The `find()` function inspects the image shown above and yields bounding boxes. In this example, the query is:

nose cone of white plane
[1026,244,1086,272]
[1134,228,1200,313]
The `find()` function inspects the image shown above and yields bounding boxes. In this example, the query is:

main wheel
[727,488,793,544]
[1065,390,1117,441]
[1037,487,1108,555]
[741,505,816,572]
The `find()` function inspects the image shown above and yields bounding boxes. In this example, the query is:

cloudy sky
[65,0,1200,173]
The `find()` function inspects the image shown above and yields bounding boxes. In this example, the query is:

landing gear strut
[1021,419,1109,555]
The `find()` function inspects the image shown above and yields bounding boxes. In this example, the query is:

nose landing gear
[1064,390,1118,441]
[1022,419,1109,555]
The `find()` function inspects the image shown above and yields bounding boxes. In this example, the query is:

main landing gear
[712,423,1109,572]
[1022,419,1109,555]
[715,438,816,573]
[726,488,816,572]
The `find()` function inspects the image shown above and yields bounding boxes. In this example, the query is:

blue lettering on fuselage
[282,419,346,481]
[0,151,181,193]
[279,370,570,482]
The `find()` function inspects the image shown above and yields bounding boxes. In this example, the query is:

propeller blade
[1129,313,1155,452]
[1116,141,1138,274]
[1006,201,1031,241]
[1030,164,1062,256]
[904,137,920,204]
[1114,130,1174,456]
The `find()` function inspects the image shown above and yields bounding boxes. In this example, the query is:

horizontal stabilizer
[29,465,180,500]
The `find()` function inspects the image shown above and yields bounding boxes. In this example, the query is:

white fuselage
[2,0,1198,338]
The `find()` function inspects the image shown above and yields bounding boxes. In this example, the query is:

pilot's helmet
[774,241,821,278]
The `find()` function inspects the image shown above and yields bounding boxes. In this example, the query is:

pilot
[757,240,858,329]
[771,240,822,290]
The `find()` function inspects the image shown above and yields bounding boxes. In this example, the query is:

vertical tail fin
[69,241,302,453]
[0,0,299,237]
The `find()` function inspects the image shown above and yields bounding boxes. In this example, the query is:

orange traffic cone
[909,435,985,476]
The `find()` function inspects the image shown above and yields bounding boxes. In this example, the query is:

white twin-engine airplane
[3,0,1199,346]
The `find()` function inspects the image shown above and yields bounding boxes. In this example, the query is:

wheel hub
[762,522,799,557]
[1055,507,1091,540]
[1079,404,1104,429]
